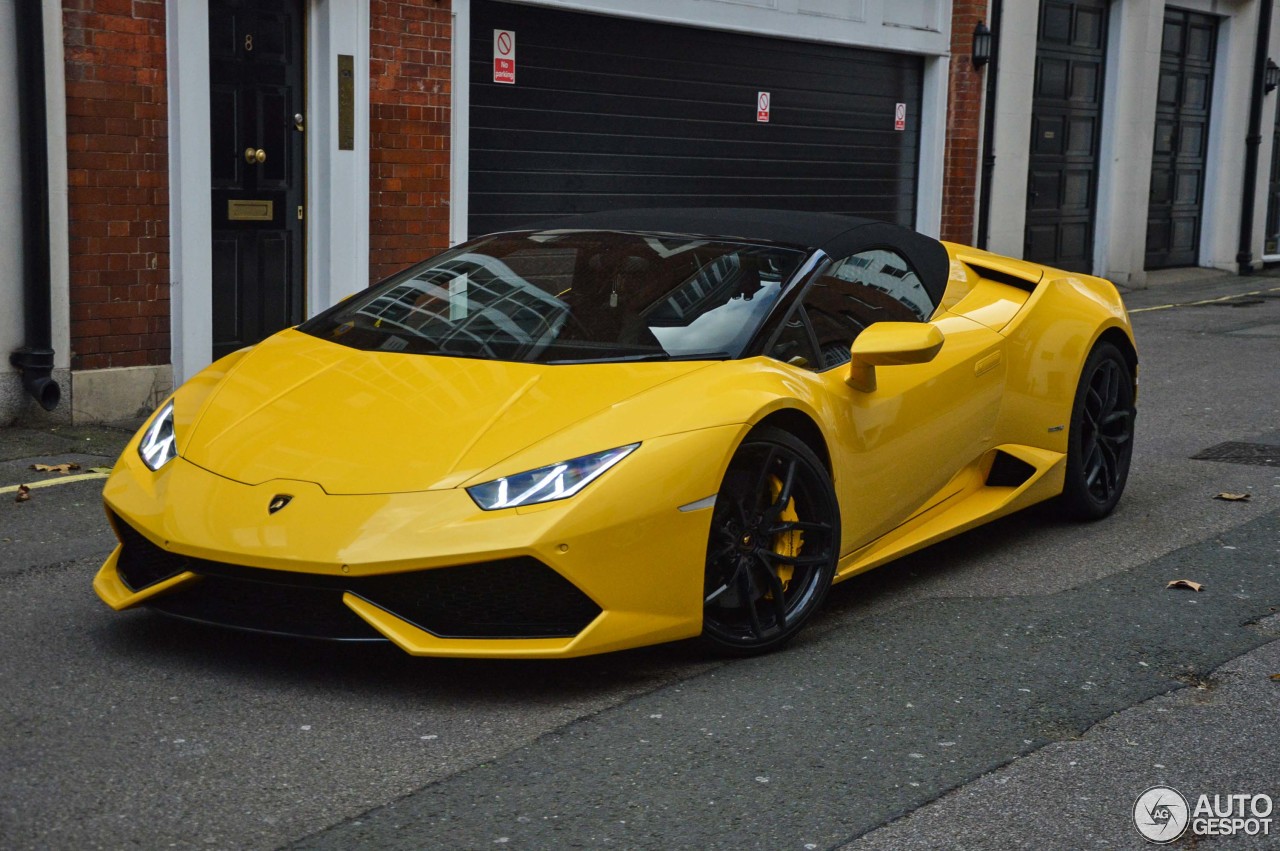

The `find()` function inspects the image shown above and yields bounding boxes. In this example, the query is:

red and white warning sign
[493,29,516,85]
[894,102,906,131]
[757,91,771,123]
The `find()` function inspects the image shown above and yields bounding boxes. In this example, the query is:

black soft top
[531,208,952,308]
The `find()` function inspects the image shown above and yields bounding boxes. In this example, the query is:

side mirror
[845,322,945,392]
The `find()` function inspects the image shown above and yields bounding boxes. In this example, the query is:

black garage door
[469,0,923,237]
[1146,9,1216,269]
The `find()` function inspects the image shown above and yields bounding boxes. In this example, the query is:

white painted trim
[916,54,948,238]
[42,0,69,371]
[166,0,213,386]
[1198,8,1244,271]
[168,1,369,387]
[450,0,471,246]
[307,0,371,305]
[496,0,950,55]
[984,0,1037,260]
[1091,0,1126,281]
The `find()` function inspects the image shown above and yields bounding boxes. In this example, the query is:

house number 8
[244,33,254,51]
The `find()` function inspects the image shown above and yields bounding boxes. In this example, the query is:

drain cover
[1190,441,1280,467]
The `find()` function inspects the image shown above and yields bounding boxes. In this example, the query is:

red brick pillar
[62,0,170,371]
[369,0,453,284]
[941,2,989,246]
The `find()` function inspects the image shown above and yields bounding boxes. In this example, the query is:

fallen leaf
[1166,579,1204,592]
[88,467,113,474]
[1270,674,1280,682]
[15,485,31,503]
[1214,492,1251,501]
[29,463,82,474]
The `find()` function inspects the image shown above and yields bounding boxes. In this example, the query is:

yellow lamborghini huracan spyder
[95,209,1137,657]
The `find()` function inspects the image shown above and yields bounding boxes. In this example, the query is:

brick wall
[62,0,170,371]
[369,0,453,283]
[941,2,989,245]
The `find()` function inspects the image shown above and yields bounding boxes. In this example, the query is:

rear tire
[700,427,839,654]
[1060,341,1135,520]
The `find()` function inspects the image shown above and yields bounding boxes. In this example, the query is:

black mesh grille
[354,558,602,639]
[113,517,188,591]
[110,515,600,640]
[147,572,381,641]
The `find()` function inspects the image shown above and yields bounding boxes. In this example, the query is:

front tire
[701,426,839,654]
[1060,341,1135,520]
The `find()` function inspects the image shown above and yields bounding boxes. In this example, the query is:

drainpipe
[976,0,1002,251]
[1237,0,1274,275]
[8,0,60,410]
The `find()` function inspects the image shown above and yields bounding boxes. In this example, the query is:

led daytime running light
[467,443,639,510]
[137,401,177,471]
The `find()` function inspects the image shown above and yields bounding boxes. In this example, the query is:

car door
[769,248,1007,554]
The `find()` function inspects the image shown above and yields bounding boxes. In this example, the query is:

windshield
[299,230,808,363]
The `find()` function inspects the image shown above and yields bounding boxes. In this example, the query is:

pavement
[0,265,1278,850]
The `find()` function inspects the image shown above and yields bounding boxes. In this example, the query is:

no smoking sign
[493,29,515,85]
[757,91,770,123]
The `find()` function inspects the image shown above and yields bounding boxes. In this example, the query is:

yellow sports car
[95,209,1137,657]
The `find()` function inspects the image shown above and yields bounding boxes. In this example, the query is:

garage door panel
[471,109,921,147]
[480,86,916,134]
[472,191,913,219]
[470,172,912,197]
[518,51,922,103]
[469,148,918,179]
[470,0,922,236]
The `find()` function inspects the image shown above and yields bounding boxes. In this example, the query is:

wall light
[973,21,993,70]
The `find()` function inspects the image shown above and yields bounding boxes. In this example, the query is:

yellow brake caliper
[767,475,803,593]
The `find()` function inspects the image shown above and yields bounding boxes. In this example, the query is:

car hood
[180,330,713,494]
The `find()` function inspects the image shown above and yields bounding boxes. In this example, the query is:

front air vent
[109,514,600,640]
[354,558,602,639]
[112,513,188,591]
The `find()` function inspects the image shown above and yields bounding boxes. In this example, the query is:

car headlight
[137,401,177,471]
[467,443,639,510]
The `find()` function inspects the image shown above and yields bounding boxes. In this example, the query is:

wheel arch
[749,408,832,474]
[1095,325,1138,381]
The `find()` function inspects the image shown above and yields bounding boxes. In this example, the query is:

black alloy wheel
[702,426,839,654]
[1060,341,1136,520]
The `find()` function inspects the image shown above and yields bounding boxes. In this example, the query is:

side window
[766,312,819,369]
[798,248,933,371]
[827,249,934,322]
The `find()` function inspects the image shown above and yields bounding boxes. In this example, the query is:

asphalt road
[1,271,1277,850]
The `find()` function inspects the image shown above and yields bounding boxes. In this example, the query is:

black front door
[1266,95,1280,256]
[1146,10,1216,269]
[1024,0,1108,273]
[209,0,305,360]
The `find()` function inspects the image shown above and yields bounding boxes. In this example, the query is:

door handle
[244,147,267,164]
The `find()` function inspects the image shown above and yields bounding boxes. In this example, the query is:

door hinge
[297,205,304,221]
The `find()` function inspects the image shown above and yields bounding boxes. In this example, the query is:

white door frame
[166,0,370,386]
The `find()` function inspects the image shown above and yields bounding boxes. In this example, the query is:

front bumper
[94,427,740,658]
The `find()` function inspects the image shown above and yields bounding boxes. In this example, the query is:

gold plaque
[228,200,274,221]
[338,54,355,151]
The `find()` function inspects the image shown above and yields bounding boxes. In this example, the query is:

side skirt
[834,444,1065,582]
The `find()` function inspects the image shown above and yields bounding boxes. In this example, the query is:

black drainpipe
[1237,0,1274,275]
[8,0,60,411]
[976,0,1002,251]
